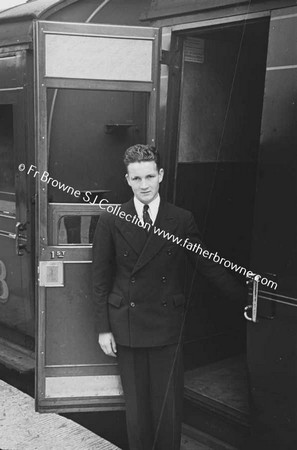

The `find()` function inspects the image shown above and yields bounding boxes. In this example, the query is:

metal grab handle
[244,273,259,323]
[15,222,27,256]
[244,305,254,322]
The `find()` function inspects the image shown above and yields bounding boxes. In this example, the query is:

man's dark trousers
[117,342,184,450]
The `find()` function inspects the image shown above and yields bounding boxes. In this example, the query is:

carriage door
[35,20,160,412]
[246,6,297,448]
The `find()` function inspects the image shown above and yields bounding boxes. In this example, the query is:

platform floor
[0,379,120,450]
[0,371,238,450]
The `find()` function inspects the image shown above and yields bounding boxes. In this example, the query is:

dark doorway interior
[173,19,270,446]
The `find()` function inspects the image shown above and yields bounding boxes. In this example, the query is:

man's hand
[98,332,117,357]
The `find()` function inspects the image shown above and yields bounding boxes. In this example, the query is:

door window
[47,88,148,206]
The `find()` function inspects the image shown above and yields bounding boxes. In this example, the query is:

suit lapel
[115,199,179,272]
[132,201,178,274]
[115,199,147,256]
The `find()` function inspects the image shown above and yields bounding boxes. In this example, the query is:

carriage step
[0,337,35,373]
[183,356,250,448]
[182,424,238,450]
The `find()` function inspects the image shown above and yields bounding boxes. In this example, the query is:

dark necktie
[143,204,153,227]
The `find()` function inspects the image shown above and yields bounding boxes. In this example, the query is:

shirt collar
[134,194,160,225]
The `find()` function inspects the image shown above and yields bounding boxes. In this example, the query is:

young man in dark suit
[92,144,245,450]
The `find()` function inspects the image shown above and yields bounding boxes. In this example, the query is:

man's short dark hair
[123,144,161,170]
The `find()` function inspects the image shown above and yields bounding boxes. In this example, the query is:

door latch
[244,273,259,323]
[244,272,277,322]
[15,222,27,256]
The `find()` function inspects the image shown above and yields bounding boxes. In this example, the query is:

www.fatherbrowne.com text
[20,164,278,291]
[96,200,277,291]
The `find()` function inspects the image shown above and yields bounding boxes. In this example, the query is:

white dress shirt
[134,194,160,226]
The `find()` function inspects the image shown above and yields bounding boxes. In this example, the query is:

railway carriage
[0,0,296,448]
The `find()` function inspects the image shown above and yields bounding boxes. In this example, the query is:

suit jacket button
[130,302,136,308]
[162,301,167,307]
[161,276,167,283]
[131,277,136,284]
[123,251,129,257]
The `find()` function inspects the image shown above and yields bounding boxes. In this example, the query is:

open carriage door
[34,20,160,412]
[246,7,297,449]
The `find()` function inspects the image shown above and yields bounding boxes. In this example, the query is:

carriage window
[45,34,153,82]
[0,104,15,215]
[58,215,98,245]
[47,89,148,206]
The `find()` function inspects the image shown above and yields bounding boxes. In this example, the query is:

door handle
[15,222,27,256]
[244,273,259,323]
[244,272,277,322]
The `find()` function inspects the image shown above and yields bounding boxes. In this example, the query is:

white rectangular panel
[45,34,153,82]
[45,375,123,398]
[39,261,64,287]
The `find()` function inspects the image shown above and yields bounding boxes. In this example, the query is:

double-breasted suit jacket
[92,198,243,348]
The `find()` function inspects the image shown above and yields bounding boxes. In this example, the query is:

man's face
[125,161,164,204]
